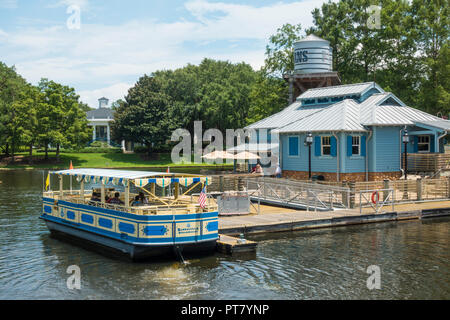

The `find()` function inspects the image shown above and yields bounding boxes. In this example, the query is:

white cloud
[0,0,18,8]
[46,0,90,10]
[2,0,331,107]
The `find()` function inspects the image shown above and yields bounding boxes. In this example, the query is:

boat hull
[40,197,219,261]
[43,219,217,261]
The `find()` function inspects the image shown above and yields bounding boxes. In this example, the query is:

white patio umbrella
[201,150,235,160]
[234,151,261,160]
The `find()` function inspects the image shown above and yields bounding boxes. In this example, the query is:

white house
[86,97,114,146]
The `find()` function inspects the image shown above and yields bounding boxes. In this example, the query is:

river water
[0,170,449,300]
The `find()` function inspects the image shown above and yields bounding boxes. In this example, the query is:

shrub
[64,147,122,153]
[133,146,148,154]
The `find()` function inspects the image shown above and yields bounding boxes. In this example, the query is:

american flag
[198,186,207,209]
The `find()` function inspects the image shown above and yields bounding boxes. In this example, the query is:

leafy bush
[90,141,110,148]
[133,146,148,153]
[64,147,122,153]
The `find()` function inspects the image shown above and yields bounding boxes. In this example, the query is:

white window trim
[351,135,361,156]
[288,135,300,157]
[321,136,331,156]
[417,135,430,153]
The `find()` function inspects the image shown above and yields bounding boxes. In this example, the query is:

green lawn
[0,152,233,170]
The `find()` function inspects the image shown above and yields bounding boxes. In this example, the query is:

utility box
[217,192,250,216]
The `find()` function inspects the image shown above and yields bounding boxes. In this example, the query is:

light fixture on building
[402,128,409,188]
[305,132,313,179]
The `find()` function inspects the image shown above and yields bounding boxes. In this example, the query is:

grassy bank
[0,152,233,170]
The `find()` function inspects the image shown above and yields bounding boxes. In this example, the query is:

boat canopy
[51,168,210,187]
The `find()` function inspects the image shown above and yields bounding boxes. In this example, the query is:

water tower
[284,34,341,103]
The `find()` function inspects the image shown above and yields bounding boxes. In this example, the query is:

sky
[0,0,333,108]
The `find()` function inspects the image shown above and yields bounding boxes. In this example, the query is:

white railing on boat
[43,190,218,215]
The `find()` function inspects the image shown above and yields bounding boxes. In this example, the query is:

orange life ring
[371,191,379,204]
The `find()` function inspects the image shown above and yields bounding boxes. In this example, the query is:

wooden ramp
[216,234,257,255]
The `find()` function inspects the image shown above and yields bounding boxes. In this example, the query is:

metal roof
[296,82,384,100]
[276,99,368,133]
[246,82,446,134]
[246,82,387,130]
[414,120,450,131]
[359,92,441,125]
[294,34,329,44]
[86,107,114,119]
[245,102,324,130]
[227,143,279,153]
[52,168,174,179]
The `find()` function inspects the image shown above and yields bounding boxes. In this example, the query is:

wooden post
[80,181,85,203]
[125,183,130,208]
[383,179,390,201]
[219,176,224,192]
[151,182,156,196]
[101,181,105,203]
[349,181,356,209]
[59,175,63,199]
[417,178,422,201]
[342,181,349,208]
[174,181,179,200]
[447,177,450,199]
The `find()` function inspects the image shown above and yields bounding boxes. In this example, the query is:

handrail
[43,191,217,215]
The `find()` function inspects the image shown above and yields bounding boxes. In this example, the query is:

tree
[37,79,92,161]
[413,0,449,115]
[264,23,303,77]
[0,62,28,161]
[112,75,176,153]
[246,71,288,125]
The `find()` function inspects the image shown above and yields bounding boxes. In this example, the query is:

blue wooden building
[246,82,450,181]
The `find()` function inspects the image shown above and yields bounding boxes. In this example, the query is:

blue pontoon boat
[40,169,218,261]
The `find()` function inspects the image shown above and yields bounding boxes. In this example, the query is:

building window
[352,136,360,155]
[322,136,331,156]
[417,136,430,152]
[288,136,299,157]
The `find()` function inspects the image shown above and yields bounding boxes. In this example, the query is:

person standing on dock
[275,164,282,178]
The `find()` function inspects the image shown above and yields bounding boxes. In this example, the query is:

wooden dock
[216,234,257,255]
[218,200,450,236]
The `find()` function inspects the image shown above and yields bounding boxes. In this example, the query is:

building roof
[86,107,114,120]
[297,82,384,100]
[273,92,446,134]
[53,168,174,179]
[359,93,441,126]
[246,82,384,130]
[245,102,325,130]
[247,82,447,135]
[276,99,368,133]
[294,34,329,44]
[415,120,450,131]
[227,143,279,153]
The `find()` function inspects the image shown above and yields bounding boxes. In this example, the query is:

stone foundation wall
[283,170,402,182]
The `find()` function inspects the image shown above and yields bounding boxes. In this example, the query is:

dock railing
[243,176,353,211]
[206,175,450,212]
[295,178,450,206]
[358,189,395,214]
